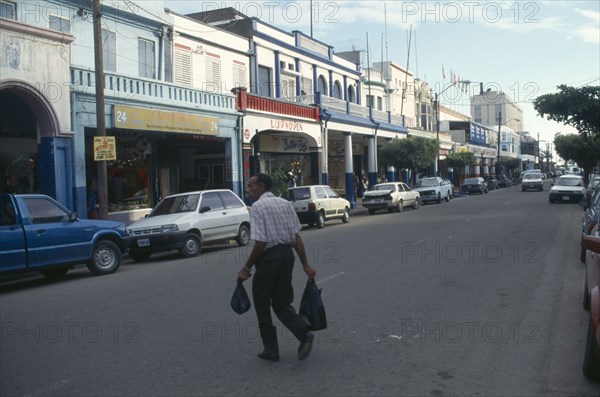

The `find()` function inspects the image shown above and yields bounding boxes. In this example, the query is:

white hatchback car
[127,190,250,261]
[284,185,350,228]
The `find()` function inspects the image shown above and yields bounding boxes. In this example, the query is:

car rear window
[287,188,311,201]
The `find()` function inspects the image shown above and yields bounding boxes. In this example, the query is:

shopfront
[82,104,239,224]
[239,101,322,186]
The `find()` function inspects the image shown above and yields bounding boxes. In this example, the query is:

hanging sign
[93,136,117,161]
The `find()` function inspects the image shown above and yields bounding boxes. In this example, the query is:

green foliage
[445,151,478,169]
[498,158,521,174]
[270,169,289,196]
[554,133,600,179]
[379,136,439,170]
[534,85,600,149]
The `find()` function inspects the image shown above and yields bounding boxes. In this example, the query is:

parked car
[581,231,600,380]
[460,177,488,195]
[127,190,250,261]
[496,175,512,188]
[581,187,600,262]
[413,177,453,204]
[483,176,500,190]
[522,172,544,191]
[583,176,600,208]
[0,193,128,278]
[284,185,350,228]
[548,175,585,204]
[362,182,420,214]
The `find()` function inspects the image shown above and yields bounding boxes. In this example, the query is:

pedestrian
[286,171,297,188]
[87,179,98,219]
[238,173,317,362]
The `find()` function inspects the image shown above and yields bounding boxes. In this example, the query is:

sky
[162,0,600,152]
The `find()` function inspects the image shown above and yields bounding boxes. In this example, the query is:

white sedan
[362,182,420,215]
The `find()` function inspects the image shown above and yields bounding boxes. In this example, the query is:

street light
[435,80,471,176]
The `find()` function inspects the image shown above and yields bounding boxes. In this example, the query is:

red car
[583,232,600,380]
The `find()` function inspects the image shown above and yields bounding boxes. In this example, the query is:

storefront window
[85,130,153,213]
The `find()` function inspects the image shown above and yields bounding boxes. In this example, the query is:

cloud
[574,8,600,25]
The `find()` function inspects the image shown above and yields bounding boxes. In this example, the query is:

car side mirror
[199,206,211,213]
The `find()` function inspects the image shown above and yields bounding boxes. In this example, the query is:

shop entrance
[0,90,39,194]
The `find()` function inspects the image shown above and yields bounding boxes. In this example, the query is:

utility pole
[496,111,502,176]
[93,0,108,219]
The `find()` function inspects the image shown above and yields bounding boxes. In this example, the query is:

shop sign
[270,119,304,132]
[114,105,219,135]
[93,136,117,161]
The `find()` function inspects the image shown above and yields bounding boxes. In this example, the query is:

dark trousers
[252,244,308,353]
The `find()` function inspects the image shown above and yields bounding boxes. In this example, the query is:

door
[212,164,225,189]
[20,196,89,269]
[198,192,228,241]
[0,195,26,272]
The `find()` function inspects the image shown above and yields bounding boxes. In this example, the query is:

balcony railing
[236,90,320,120]
[70,66,236,112]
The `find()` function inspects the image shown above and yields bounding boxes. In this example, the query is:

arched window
[348,85,356,103]
[317,75,327,95]
[332,81,342,99]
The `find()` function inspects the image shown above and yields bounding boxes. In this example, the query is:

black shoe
[298,331,314,361]
[258,351,279,362]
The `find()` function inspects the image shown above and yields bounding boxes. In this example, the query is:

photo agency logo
[198,1,340,24]
[399,1,540,24]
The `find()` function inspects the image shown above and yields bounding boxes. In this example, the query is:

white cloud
[574,8,600,25]
[574,26,600,44]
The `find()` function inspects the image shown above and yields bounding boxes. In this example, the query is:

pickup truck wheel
[437,193,442,204]
[396,200,403,212]
[236,224,250,246]
[445,193,450,202]
[341,208,350,223]
[180,233,202,258]
[412,198,420,210]
[316,211,326,228]
[129,250,151,262]
[582,318,600,380]
[40,266,70,279]
[87,240,121,275]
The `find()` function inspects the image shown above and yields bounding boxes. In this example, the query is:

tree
[534,85,600,149]
[497,158,521,176]
[378,136,439,183]
[445,151,478,184]
[554,133,600,182]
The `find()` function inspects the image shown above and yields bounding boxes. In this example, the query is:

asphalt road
[1,182,598,396]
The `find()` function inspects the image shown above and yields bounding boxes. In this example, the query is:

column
[482,158,489,176]
[321,125,328,185]
[344,132,356,208]
[474,157,481,177]
[367,136,377,188]
[387,166,396,183]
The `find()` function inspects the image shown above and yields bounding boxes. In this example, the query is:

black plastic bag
[299,278,327,331]
[230,281,251,315]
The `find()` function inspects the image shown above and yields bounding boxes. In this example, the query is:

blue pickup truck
[0,194,128,278]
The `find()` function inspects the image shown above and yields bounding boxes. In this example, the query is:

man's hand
[237,267,251,282]
[303,265,316,279]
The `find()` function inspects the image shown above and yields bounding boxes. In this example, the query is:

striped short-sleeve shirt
[250,191,301,249]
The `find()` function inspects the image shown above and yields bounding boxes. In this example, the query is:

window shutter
[206,57,221,92]
[173,48,192,86]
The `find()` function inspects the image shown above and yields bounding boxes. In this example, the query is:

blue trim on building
[274,51,281,97]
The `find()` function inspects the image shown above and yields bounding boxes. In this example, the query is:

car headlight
[161,224,179,233]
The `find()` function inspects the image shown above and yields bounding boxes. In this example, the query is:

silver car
[127,190,250,261]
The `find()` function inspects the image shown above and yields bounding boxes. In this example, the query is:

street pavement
[1,181,598,396]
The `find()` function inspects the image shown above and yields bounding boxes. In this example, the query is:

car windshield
[286,187,311,201]
[556,178,583,187]
[150,194,200,216]
[417,179,438,187]
[463,178,479,184]
[371,184,396,191]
